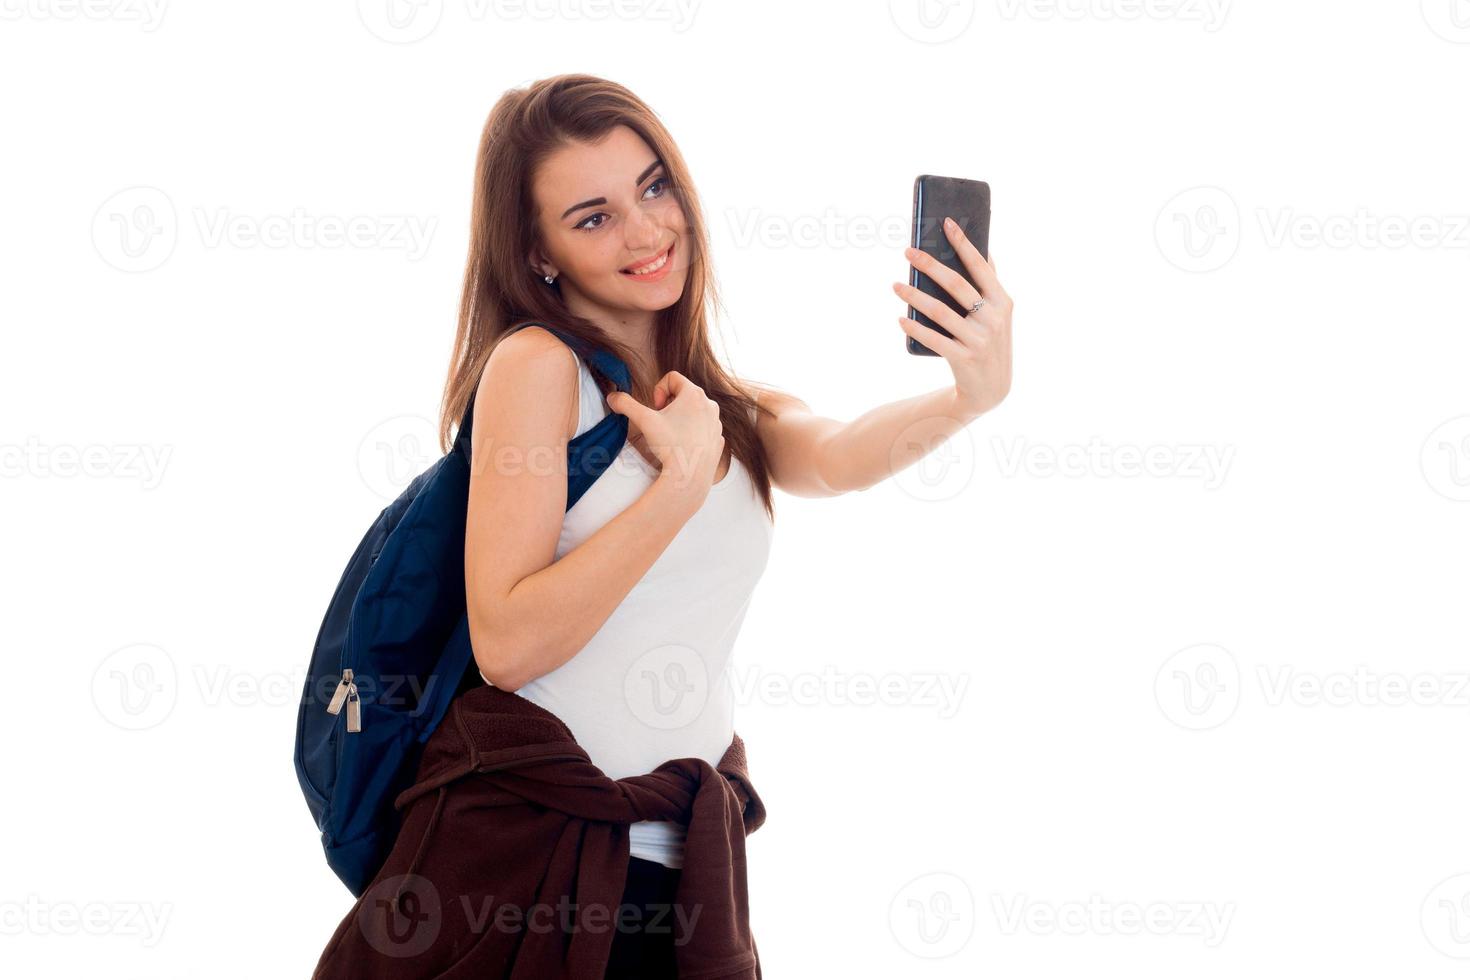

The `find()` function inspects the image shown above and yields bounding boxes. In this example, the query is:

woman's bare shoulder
[477,325,581,444]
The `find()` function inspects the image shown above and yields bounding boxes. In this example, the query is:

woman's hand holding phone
[893,217,1014,421]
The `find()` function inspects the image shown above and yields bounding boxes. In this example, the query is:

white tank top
[480,346,774,868]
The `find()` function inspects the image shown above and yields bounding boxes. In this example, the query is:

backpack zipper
[326,668,362,733]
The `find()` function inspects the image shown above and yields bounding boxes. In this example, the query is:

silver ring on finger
[968,297,986,315]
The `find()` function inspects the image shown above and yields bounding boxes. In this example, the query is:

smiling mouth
[621,241,674,276]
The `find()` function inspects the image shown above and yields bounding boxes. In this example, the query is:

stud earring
[543,273,556,285]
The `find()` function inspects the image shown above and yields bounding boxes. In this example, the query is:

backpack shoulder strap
[453,323,632,459]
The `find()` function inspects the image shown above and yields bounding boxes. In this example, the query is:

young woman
[439,73,1013,978]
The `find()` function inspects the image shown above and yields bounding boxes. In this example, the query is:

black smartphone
[907,174,991,356]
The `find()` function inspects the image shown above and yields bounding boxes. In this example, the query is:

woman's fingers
[652,375,673,410]
[897,315,966,360]
[943,217,1008,304]
[903,244,980,312]
[606,389,648,422]
[891,281,978,341]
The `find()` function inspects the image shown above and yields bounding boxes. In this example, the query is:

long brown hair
[436,73,776,521]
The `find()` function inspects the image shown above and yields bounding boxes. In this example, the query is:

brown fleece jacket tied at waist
[310,683,767,979]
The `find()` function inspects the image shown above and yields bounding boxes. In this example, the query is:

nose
[624,206,661,252]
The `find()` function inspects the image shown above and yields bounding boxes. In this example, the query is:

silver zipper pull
[345,680,361,733]
[326,668,353,715]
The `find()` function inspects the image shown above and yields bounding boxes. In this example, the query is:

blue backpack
[293,324,634,896]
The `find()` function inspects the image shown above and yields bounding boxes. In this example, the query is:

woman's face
[529,124,689,316]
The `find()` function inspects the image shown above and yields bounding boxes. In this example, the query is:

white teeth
[625,245,670,275]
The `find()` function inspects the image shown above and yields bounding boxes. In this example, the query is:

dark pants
[603,856,683,978]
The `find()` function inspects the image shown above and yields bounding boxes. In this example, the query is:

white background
[3,1,1469,977]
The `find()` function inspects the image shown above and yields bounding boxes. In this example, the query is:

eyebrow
[560,159,665,220]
